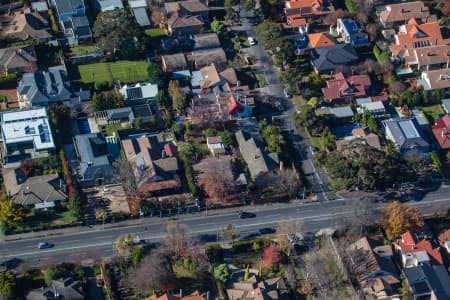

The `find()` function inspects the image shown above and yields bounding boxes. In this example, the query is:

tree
[431,151,443,173]
[19,160,32,177]
[134,251,176,292]
[276,219,304,255]
[210,18,224,34]
[344,197,378,236]
[94,9,140,58]
[381,201,424,240]
[150,6,167,28]
[243,265,250,281]
[205,128,218,137]
[213,264,229,283]
[168,80,186,113]
[345,0,357,14]
[131,246,145,266]
[68,194,81,222]
[389,81,407,96]
[147,62,164,86]
[113,159,137,193]
[163,221,186,258]
[44,265,63,287]
[221,131,233,146]
[262,125,285,154]
[92,91,123,111]
[115,233,137,254]
[294,104,320,131]
[196,157,237,205]
[220,224,240,242]
[155,90,168,109]
[401,274,413,300]
[0,271,16,300]
[135,117,143,129]
[255,21,283,52]
[262,244,282,270]
[0,194,23,228]
[224,0,238,20]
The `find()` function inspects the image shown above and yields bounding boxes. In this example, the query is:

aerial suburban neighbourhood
[1,0,450,299]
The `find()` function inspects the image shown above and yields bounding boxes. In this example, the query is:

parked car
[283,88,292,99]
[259,227,276,235]
[247,36,256,45]
[38,242,53,249]
[309,145,318,155]
[239,211,256,219]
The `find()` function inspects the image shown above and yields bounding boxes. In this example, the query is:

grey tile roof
[54,0,84,15]
[106,107,134,121]
[403,264,450,300]
[331,106,354,118]
[383,118,429,153]
[12,174,67,206]
[192,33,220,50]
[71,15,89,28]
[132,7,150,26]
[26,277,84,300]
[17,65,73,105]
[442,98,450,113]
[311,44,359,74]
[0,44,37,71]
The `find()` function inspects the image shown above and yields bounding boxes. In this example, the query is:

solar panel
[39,124,51,143]
[126,87,143,100]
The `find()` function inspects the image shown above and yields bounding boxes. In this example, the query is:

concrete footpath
[1,199,313,242]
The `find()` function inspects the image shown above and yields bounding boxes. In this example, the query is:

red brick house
[321,72,371,103]
[431,114,450,149]
[394,231,444,268]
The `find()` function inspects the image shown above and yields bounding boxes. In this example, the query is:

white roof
[119,82,158,100]
[31,1,48,11]
[359,101,385,112]
[132,7,150,26]
[1,107,55,151]
[129,0,147,8]
[98,0,123,11]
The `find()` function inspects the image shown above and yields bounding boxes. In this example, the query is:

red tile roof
[164,143,178,157]
[322,72,371,102]
[438,229,450,245]
[431,114,450,149]
[228,95,244,114]
[395,231,444,265]
[307,33,336,48]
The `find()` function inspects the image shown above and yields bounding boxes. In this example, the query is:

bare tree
[343,197,378,237]
[220,224,240,242]
[323,9,349,26]
[258,168,301,198]
[389,80,407,95]
[366,23,380,42]
[196,157,237,205]
[276,219,304,255]
[134,250,176,293]
[113,159,137,193]
[163,221,186,258]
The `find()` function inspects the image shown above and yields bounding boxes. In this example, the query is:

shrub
[0,74,17,88]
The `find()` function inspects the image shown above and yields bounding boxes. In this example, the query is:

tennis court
[76,60,148,85]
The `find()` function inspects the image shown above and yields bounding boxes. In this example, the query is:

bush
[0,74,17,89]
[206,244,223,263]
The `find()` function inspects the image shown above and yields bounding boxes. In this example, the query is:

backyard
[69,44,99,56]
[71,60,148,85]
[420,104,445,124]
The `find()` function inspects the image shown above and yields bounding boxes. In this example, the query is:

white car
[247,36,256,46]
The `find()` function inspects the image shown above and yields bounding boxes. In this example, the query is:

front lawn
[421,105,444,123]
[73,60,148,85]
[145,28,166,39]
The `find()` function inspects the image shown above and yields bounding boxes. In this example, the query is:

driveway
[236,8,337,201]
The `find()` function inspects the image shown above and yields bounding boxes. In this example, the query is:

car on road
[259,227,276,235]
[239,211,256,219]
[247,36,256,46]
[38,242,53,249]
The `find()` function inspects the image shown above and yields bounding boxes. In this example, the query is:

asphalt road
[1,192,450,266]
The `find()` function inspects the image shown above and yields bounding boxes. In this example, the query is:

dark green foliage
[147,62,164,86]
[431,151,442,173]
[221,131,233,146]
[205,128,218,137]
[92,91,124,111]
[393,88,445,108]
[131,247,145,266]
[0,74,17,88]
[0,271,16,300]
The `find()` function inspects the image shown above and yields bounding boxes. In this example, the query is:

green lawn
[100,123,130,137]
[421,105,444,123]
[75,60,148,85]
[70,44,98,56]
[56,210,77,224]
[0,95,6,102]
[145,28,166,38]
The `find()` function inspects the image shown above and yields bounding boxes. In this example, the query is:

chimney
[179,289,183,298]
[279,160,284,172]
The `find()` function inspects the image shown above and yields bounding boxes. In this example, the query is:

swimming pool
[77,119,91,134]
[332,123,361,138]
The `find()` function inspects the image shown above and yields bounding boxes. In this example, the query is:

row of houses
[348,229,450,299]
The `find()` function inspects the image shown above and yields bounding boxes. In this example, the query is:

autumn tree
[381,201,424,240]
[196,157,237,205]
[163,221,186,258]
[150,6,167,28]
[19,160,32,177]
[115,233,137,254]
[134,250,176,292]
[262,244,282,270]
[276,219,304,255]
[0,194,23,228]
[168,80,186,113]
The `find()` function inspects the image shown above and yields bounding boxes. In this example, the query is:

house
[390,19,449,62]
[323,106,355,119]
[419,68,450,90]
[11,174,67,210]
[54,0,92,45]
[383,118,430,156]
[207,136,225,156]
[199,64,223,89]
[438,229,450,255]
[235,119,279,184]
[192,33,221,50]
[147,291,206,300]
[403,264,450,300]
[73,133,116,187]
[0,107,55,163]
[284,0,334,31]
[95,0,123,12]
[307,32,336,49]
[129,0,150,27]
[0,45,38,76]
[403,45,450,71]
[187,48,227,71]
[2,8,51,42]
[347,237,400,299]
[17,65,90,108]
[26,277,84,300]
[164,0,208,35]
[322,72,371,103]
[377,1,434,28]
[121,133,180,195]
[94,107,135,126]
[227,275,289,300]
[394,231,444,267]
[431,114,450,149]
[336,127,381,151]
[31,1,49,12]
[357,99,386,116]
[162,53,188,72]
[336,18,369,46]
[311,44,359,74]
[118,82,158,105]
